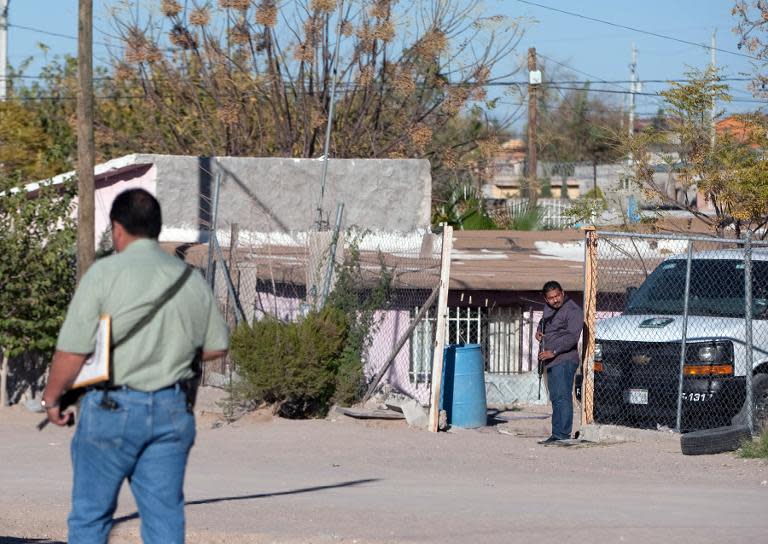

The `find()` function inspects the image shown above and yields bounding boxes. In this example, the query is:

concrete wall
[144,155,431,238]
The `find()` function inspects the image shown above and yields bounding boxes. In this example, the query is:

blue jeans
[68,386,196,544]
[546,361,578,440]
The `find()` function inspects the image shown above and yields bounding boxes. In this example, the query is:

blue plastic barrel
[440,344,488,428]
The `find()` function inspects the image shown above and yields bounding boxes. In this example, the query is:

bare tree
[92,0,524,194]
[733,0,768,97]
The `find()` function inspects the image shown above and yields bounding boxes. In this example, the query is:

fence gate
[582,229,768,436]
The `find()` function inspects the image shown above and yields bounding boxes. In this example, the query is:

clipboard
[72,314,111,389]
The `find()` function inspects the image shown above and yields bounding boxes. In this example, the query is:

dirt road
[1,394,766,544]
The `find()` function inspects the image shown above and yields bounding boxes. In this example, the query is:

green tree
[624,67,768,237]
[538,83,623,196]
[0,100,69,181]
[0,179,76,406]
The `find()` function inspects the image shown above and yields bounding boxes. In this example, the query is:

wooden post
[428,225,453,433]
[527,47,539,208]
[581,227,598,426]
[76,0,95,281]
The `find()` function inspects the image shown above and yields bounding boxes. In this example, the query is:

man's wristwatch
[40,398,59,410]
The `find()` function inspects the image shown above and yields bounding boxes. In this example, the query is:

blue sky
[510,1,757,117]
[5,0,760,125]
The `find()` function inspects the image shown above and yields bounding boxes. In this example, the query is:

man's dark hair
[542,280,563,294]
[109,188,162,239]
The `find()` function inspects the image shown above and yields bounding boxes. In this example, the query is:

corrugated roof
[162,229,588,293]
[450,230,585,292]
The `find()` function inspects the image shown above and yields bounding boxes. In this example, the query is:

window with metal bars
[408,305,531,384]
[408,306,488,384]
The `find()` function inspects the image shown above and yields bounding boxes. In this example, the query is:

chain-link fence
[204,218,444,406]
[582,230,768,436]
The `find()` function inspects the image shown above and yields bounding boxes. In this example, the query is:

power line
[8,22,112,48]
[541,84,768,104]
[6,88,765,105]
[514,0,757,61]
[535,51,667,110]
[7,72,758,85]
[537,52,628,91]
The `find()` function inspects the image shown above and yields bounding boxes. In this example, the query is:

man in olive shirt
[42,189,229,544]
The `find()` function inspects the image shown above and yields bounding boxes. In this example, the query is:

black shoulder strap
[112,266,193,351]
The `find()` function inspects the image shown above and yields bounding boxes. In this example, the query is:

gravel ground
[1,388,767,544]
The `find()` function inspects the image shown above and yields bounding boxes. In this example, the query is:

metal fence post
[675,240,694,433]
[212,236,246,324]
[319,202,344,308]
[744,230,755,436]
[206,173,223,288]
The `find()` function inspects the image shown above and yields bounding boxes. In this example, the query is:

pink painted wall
[251,293,306,323]
[71,164,157,247]
[522,310,543,373]
[364,310,431,405]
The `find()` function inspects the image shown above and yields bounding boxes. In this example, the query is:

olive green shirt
[57,239,229,391]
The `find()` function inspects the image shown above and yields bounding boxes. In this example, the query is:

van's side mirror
[624,286,638,311]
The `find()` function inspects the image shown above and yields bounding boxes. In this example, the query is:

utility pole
[77,0,95,281]
[628,43,637,140]
[527,47,540,207]
[0,0,8,101]
[710,29,717,148]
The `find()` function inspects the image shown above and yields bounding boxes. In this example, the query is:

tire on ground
[680,424,751,456]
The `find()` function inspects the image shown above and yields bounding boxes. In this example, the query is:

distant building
[715,115,764,145]
[484,139,580,199]
[697,115,765,212]
[485,138,526,198]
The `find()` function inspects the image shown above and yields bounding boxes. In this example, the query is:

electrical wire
[4,83,766,105]
[514,0,758,61]
[7,23,113,49]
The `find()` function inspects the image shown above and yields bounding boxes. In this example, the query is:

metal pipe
[206,173,222,287]
[675,240,694,433]
[596,230,765,245]
[0,0,8,101]
[213,235,246,324]
[744,230,755,436]
[319,202,344,307]
[316,0,345,231]
[528,306,534,375]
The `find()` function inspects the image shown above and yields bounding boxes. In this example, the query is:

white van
[593,250,768,432]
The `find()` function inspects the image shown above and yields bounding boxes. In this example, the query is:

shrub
[325,244,393,405]
[230,240,394,418]
[230,307,349,418]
